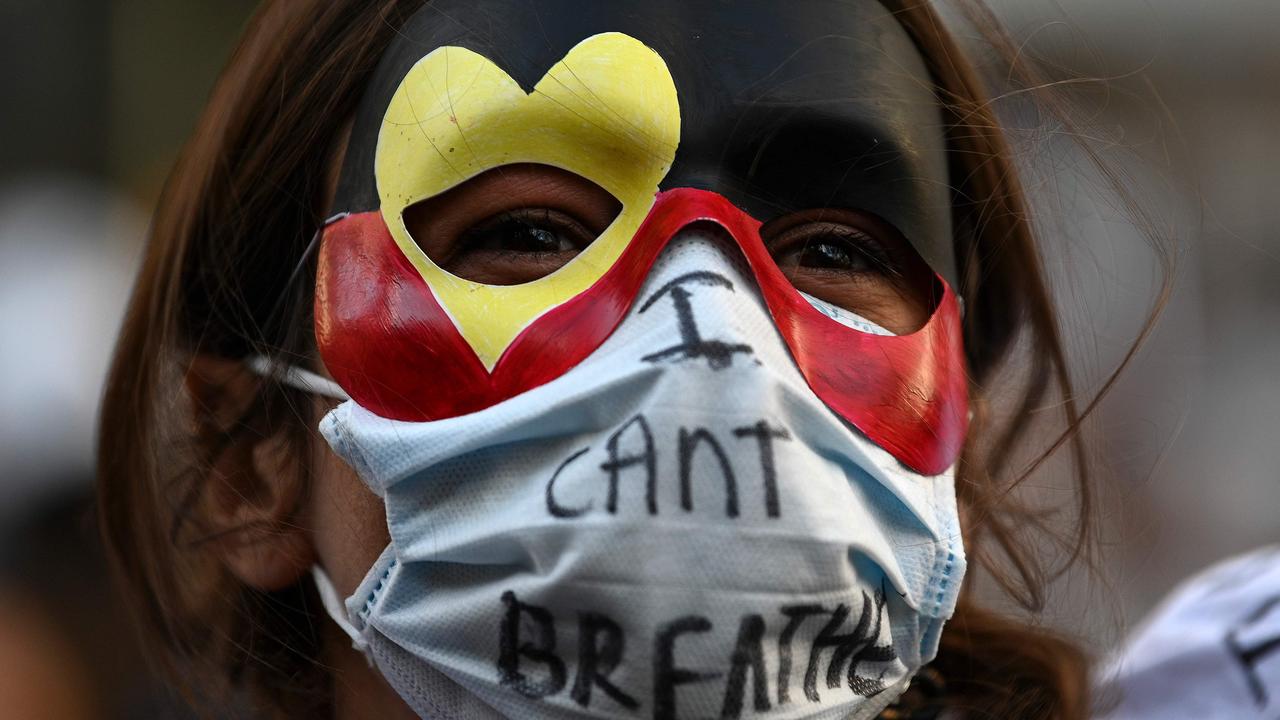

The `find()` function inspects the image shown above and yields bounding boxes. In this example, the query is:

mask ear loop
[246,355,351,402]
[245,215,353,402]
[311,566,373,658]
[249,353,366,655]
[248,356,364,656]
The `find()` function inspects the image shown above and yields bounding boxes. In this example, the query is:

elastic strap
[311,565,371,656]
[246,355,351,401]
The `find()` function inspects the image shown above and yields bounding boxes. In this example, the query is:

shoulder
[1095,545,1280,719]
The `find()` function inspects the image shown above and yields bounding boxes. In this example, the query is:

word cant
[546,414,792,520]
[497,589,898,720]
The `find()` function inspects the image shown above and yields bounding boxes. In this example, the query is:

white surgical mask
[283,231,965,719]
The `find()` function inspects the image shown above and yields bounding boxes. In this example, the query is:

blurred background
[0,0,1275,716]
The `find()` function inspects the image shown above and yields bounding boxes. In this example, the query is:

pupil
[508,223,559,251]
[801,241,853,269]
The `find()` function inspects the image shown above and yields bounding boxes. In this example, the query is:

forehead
[335,0,954,281]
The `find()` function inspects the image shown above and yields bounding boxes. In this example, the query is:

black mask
[333,0,955,285]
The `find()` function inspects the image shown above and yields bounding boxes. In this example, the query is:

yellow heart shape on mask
[376,32,681,371]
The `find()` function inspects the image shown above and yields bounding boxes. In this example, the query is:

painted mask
[307,3,972,718]
[315,0,967,476]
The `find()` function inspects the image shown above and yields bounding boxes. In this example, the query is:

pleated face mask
[296,2,971,717]
[313,230,965,720]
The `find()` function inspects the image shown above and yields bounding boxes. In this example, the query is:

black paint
[1227,593,1280,707]
[599,414,657,515]
[548,414,791,518]
[846,588,895,698]
[547,447,592,518]
[572,612,640,710]
[678,427,738,517]
[498,591,568,699]
[824,595,873,691]
[802,589,897,702]
[732,421,791,518]
[720,614,771,719]
[776,604,826,705]
[494,588,900,712]
[331,0,958,285]
[653,616,721,720]
[804,602,854,702]
[639,271,753,370]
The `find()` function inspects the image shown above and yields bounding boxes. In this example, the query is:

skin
[334,0,955,288]
[0,594,98,720]
[193,2,952,716]
[188,325,403,718]
[192,158,939,720]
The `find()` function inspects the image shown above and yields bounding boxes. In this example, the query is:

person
[97,1,1118,718]
[1094,546,1280,719]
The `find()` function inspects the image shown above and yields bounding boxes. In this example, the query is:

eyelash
[454,207,904,282]
[767,221,902,278]
[455,207,596,256]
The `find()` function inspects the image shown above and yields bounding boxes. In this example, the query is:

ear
[186,355,317,591]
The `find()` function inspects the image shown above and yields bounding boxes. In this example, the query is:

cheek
[801,276,934,335]
[868,284,934,335]
[309,423,390,597]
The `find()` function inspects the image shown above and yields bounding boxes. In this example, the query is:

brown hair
[98,0,1161,717]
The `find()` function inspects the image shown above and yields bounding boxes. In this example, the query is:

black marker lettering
[1227,594,1280,707]
[678,427,739,517]
[733,421,791,518]
[600,414,657,515]
[547,447,592,518]
[847,587,895,697]
[803,604,848,702]
[824,593,873,692]
[498,591,567,699]
[572,612,640,710]
[776,604,826,705]
[638,271,753,370]
[653,616,721,720]
[720,614,771,719]
[803,596,878,703]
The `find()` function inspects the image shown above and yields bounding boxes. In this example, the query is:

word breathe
[497,588,898,720]
[545,414,792,520]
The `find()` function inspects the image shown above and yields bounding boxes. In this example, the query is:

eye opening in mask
[761,207,941,333]
[401,163,622,286]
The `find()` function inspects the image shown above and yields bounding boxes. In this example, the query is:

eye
[460,208,595,255]
[403,164,621,286]
[762,209,938,334]
[769,222,896,277]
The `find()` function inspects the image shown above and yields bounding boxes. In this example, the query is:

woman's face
[308,0,959,596]
[306,166,943,614]
[314,0,966,475]
[285,1,970,716]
